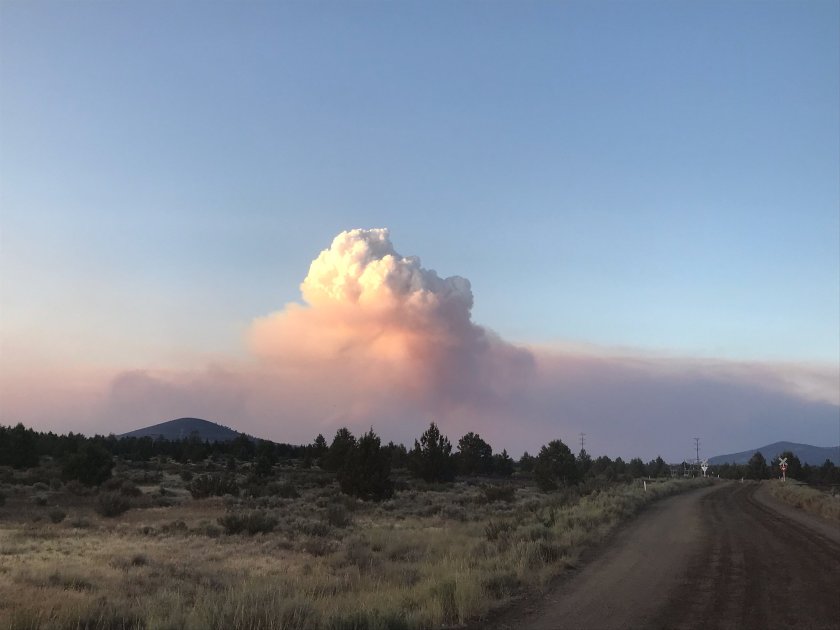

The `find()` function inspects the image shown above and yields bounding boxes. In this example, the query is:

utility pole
[693,437,700,476]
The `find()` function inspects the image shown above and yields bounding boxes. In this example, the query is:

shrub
[326,503,352,528]
[243,479,300,499]
[484,519,513,542]
[482,571,521,598]
[103,478,142,497]
[64,479,93,496]
[131,553,147,566]
[95,492,131,517]
[271,481,300,498]
[34,494,48,506]
[161,520,189,535]
[193,521,222,537]
[482,484,516,503]
[188,474,239,499]
[432,579,458,625]
[301,536,333,556]
[217,511,278,535]
[180,469,194,482]
[48,508,67,523]
[0,490,5,506]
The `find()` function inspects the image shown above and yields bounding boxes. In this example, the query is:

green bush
[95,492,131,517]
[217,511,278,535]
[48,508,67,523]
[188,474,239,499]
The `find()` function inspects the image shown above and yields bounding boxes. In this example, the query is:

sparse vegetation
[0,422,719,628]
[188,473,239,498]
[48,508,67,523]
[769,480,840,523]
[217,510,278,535]
[95,491,131,517]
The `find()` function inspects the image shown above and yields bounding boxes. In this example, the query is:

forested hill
[119,417,244,442]
[709,441,839,466]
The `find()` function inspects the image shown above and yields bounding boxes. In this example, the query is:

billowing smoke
[2,228,837,460]
[249,228,535,416]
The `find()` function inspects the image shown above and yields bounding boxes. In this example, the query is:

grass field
[0,460,711,629]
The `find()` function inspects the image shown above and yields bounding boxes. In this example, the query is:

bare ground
[487,481,840,630]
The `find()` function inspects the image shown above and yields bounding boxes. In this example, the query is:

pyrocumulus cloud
[249,228,535,412]
[2,228,837,461]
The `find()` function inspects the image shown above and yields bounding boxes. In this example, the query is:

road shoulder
[478,482,722,630]
[751,481,840,545]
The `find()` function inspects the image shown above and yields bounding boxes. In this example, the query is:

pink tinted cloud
[1,229,837,460]
[249,228,535,413]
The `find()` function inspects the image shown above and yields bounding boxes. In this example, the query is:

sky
[1,1,838,462]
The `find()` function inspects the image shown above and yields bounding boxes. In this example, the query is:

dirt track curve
[490,482,840,630]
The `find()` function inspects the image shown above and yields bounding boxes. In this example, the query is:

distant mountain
[709,441,840,466]
[118,417,245,442]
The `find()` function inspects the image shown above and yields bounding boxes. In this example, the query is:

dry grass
[0,465,711,630]
[768,479,840,523]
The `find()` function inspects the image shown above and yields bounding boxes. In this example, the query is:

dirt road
[492,482,840,630]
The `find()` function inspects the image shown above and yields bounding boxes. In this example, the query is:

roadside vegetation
[768,479,840,523]
[2,422,714,629]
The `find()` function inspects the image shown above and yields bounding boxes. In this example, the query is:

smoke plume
[2,228,837,461]
[249,228,535,413]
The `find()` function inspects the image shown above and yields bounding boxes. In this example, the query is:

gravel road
[490,481,840,630]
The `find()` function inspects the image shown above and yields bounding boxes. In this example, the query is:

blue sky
[1,2,838,454]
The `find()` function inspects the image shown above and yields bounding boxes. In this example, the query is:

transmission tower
[579,433,586,452]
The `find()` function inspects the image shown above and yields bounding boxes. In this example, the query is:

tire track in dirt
[488,482,840,630]
[657,482,840,630]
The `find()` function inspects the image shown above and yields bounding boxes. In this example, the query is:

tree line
[714,449,840,486]
[2,422,837,502]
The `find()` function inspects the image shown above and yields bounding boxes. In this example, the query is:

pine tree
[337,429,393,501]
[534,439,579,490]
[322,427,356,472]
[408,422,455,482]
